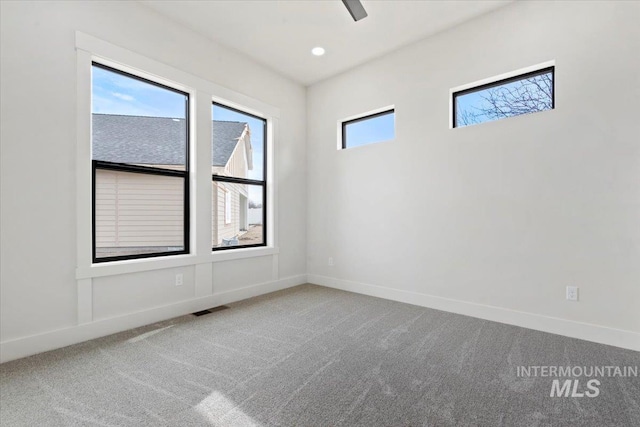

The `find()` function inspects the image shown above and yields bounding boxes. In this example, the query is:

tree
[248,200,262,209]
[457,72,553,126]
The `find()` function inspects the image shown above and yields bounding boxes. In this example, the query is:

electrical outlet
[328,257,334,266]
[175,273,183,287]
[566,286,578,301]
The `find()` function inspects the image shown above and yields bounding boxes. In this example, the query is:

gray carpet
[1,284,638,426]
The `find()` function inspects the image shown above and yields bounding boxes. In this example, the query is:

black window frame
[91,62,190,263]
[341,108,395,149]
[452,66,555,128]
[211,101,267,252]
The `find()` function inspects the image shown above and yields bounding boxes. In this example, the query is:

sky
[92,66,187,118]
[92,65,264,203]
[345,112,395,148]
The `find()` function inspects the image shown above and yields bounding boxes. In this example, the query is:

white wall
[306,1,640,348]
[0,0,307,361]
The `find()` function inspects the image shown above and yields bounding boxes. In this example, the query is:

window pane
[95,169,184,259]
[92,64,188,170]
[212,182,264,248]
[212,103,265,181]
[343,110,395,149]
[455,69,554,128]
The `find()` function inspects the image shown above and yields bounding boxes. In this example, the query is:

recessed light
[311,47,325,56]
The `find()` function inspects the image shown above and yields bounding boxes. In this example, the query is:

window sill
[76,246,279,279]
[210,246,278,262]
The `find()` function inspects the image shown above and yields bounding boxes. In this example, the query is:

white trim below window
[75,246,280,280]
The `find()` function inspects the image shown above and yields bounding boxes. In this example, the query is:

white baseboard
[307,274,640,352]
[0,274,307,364]
[3,274,637,364]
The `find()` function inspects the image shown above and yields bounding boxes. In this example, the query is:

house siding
[228,137,248,179]
[212,132,250,246]
[95,169,184,249]
[212,181,247,246]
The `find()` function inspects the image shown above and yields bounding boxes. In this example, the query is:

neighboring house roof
[211,120,248,167]
[92,114,248,167]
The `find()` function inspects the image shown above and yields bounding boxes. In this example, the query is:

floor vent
[192,305,230,316]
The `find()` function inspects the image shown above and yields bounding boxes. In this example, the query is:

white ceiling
[142,0,512,86]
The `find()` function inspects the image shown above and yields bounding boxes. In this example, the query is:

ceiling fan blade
[342,0,368,22]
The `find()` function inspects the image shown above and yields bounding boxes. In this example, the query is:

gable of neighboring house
[212,120,251,173]
[92,114,250,251]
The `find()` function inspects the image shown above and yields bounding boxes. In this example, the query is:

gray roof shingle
[92,114,246,167]
[212,120,247,167]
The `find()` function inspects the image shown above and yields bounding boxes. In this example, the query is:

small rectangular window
[453,66,554,128]
[211,102,267,250]
[91,63,189,263]
[342,109,395,149]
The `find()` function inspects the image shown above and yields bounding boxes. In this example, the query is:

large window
[453,66,555,128]
[211,103,266,250]
[91,63,189,262]
[341,109,395,149]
